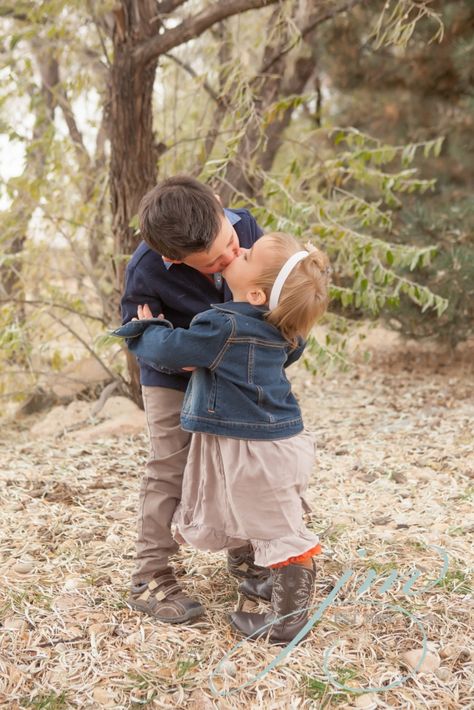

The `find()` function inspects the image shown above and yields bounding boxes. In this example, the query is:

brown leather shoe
[230,562,315,645]
[128,568,204,624]
[238,574,273,602]
[227,544,271,580]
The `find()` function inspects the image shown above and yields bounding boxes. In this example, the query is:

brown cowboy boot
[238,574,273,602]
[128,568,204,624]
[227,543,271,581]
[229,561,315,645]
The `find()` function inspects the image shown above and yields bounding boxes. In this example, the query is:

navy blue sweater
[121,208,264,390]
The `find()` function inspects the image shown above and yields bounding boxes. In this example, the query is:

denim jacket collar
[211,301,267,319]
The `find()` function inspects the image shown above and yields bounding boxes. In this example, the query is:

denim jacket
[112,302,305,440]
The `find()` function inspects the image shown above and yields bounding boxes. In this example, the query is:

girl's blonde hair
[255,232,330,344]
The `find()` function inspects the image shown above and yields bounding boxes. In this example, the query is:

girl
[113,232,330,645]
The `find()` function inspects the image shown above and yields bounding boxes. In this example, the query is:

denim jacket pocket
[207,373,217,413]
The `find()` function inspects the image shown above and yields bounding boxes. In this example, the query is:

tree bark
[109,2,159,406]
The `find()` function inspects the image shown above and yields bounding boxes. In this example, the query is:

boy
[121,175,268,623]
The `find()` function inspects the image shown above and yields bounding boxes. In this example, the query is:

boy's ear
[214,193,222,205]
[163,256,183,265]
[247,288,267,306]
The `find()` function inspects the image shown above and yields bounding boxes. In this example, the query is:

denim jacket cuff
[111,318,173,339]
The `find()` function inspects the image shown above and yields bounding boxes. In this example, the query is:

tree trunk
[109,1,160,406]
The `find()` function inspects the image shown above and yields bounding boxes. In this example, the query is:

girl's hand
[137,303,156,320]
[133,305,195,372]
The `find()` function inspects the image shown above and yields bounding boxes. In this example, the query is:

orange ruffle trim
[269,543,322,569]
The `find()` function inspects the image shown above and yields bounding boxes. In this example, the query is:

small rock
[100,396,143,420]
[354,693,378,708]
[435,667,451,681]
[107,510,130,521]
[48,357,111,399]
[3,617,27,632]
[53,594,80,612]
[219,660,237,678]
[75,413,146,442]
[360,472,379,483]
[12,561,35,574]
[187,689,215,710]
[92,685,115,707]
[401,648,440,673]
[89,623,109,635]
[31,400,91,437]
[391,471,407,484]
[439,643,458,658]
[64,576,88,590]
[373,515,392,526]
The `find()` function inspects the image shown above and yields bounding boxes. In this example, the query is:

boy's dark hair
[138,175,225,259]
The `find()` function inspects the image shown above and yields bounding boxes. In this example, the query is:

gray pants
[132,386,190,584]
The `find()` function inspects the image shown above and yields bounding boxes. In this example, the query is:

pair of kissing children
[114,194,330,646]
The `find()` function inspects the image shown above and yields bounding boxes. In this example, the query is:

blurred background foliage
[0,0,472,405]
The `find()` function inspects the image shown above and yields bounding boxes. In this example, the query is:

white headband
[269,251,309,310]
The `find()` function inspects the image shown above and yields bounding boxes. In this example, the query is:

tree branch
[134,0,278,67]
[0,299,106,324]
[164,52,222,104]
[87,0,113,66]
[48,312,118,383]
[155,0,190,16]
[55,89,91,169]
[259,0,366,76]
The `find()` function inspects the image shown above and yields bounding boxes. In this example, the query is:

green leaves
[244,123,449,358]
[371,0,444,50]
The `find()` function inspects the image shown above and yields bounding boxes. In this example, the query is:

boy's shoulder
[127,240,163,273]
[228,208,263,245]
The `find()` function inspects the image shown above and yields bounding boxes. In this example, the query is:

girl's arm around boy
[112,310,233,371]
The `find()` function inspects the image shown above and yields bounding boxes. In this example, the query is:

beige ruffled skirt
[172,430,319,567]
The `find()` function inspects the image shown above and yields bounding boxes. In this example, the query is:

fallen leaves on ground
[1,338,472,709]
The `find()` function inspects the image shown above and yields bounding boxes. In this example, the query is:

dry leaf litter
[1,333,472,709]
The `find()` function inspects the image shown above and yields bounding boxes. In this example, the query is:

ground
[0,334,472,709]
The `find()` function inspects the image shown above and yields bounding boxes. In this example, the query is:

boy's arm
[121,257,164,325]
[112,311,232,370]
[120,255,191,375]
